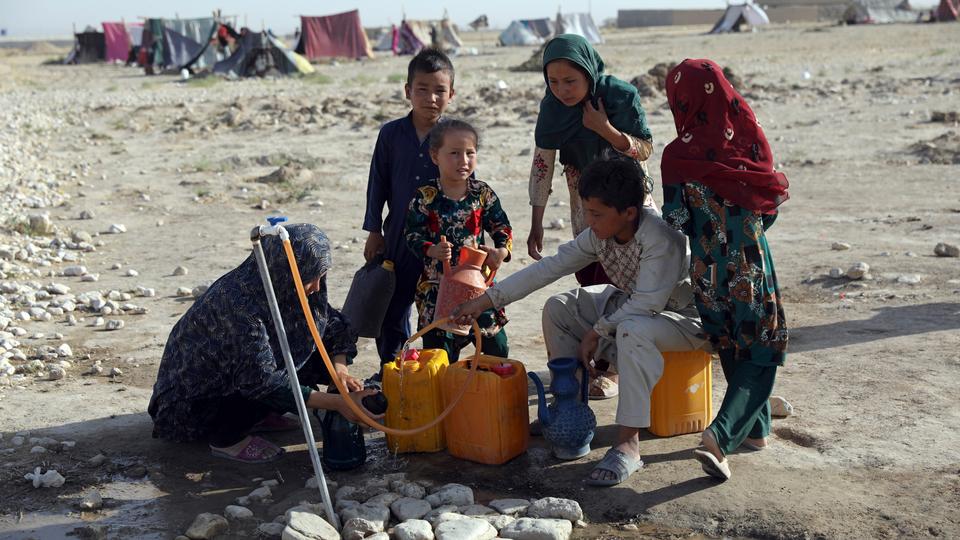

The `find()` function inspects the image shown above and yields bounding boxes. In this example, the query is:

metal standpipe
[250,221,339,530]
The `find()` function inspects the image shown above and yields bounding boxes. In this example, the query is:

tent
[141,17,224,72]
[371,26,399,52]
[936,0,959,20]
[296,10,374,60]
[709,3,771,33]
[555,12,603,44]
[396,18,462,55]
[498,20,546,46]
[522,18,555,38]
[214,31,314,77]
[102,22,131,62]
[842,0,918,23]
[65,28,105,64]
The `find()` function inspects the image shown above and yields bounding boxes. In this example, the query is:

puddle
[0,479,169,539]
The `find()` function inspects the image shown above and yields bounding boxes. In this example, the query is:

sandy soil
[0,22,958,540]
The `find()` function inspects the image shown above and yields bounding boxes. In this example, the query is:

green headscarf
[534,34,652,171]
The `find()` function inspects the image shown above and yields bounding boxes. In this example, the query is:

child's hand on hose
[426,240,452,262]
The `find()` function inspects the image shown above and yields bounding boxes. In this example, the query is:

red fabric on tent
[102,22,130,62]
[299,10,373,59]
[937,0,959,20]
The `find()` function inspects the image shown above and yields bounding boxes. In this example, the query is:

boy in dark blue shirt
[362,49,456,370]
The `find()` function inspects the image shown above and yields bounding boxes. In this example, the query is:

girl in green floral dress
[405,119,513,361]
[661,59,790,481]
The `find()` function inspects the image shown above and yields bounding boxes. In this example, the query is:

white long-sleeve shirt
[486,207,700,337]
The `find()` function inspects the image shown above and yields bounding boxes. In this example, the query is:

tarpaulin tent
[521,18,554,38]
[66,28,105,64]
[102,22,131,62]
[214,31,314,77]
[709,3,771,33]
[127,23,144,47]
[499,20,546,46]
[296,10,374,60]
[397,18,462,54]
[555,12,603,44]
[842,0,918,22]
[163,17,219,70]
[371,25,399,53]
[936,0,959,20]
[141,17,227,73]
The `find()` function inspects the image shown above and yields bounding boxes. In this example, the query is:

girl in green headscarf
[527,34,655,399]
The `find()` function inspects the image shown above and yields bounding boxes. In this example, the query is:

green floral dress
[663,182,788,366]
[405,178,513,337]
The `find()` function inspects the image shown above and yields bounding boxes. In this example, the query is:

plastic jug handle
[439,235,452,275]
[577,362,589,403]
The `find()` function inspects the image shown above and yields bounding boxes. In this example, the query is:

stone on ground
[434,517,497,540]
[184,513,229,539]
[425,483,474,507]
[499,517,573,540]
[391,497,432,521]
[283,510,339,540]
[394,519,434,540]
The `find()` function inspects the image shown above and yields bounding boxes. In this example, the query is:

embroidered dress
[405,178,513,337]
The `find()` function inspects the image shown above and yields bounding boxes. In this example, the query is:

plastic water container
[383,349,448,453]
[649,350,713,437]
[441,355,529,465]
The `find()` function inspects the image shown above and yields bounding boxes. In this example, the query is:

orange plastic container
[649,350,713,437]
[441,355,529,465]
[383,349,449,453]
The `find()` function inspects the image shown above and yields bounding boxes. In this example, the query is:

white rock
[393,481,427,499]
[483,514,516,531]
[225,505,254,520]
[489,499,530,516]
[28,214,54,234]
[897,274,922,285]
[423,505,458,525]
[340,502,390,530]
[341,517,380,539]
[106,224,127,234]
[46,283,70,295]
[92,317,105,328]
[934,242,959,258]
[105,320,124,331]
[432,513,468,529]
[499,517,573,540]
[525,498,583,521]
[831,241,851,251]
[184,512,228,539]
[425,483,474,508]
[434,517,497,540]
[48,367,65,381]
[79,210,95,220]
[770,395,794,417]
[176,287,193,297]
[79,491,103,510]
[125,269,139,277]
[31,445,47,454]
[259,522,286,538]
[283,510,339,540]
[88,453,107,466]
[57,343,73,357]
[192,285,209,298]
[846,262,870,280]
[391,497,432,521]
[460,504,497,516]
[335,485,361,503]
[395,519,435,540]
[173,266,189,276]
[367,492,401,507]
[81,274,99,282]
[366,534,389,540]
[247,485,272,502]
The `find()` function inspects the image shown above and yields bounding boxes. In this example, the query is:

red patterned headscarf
[661,59,789,214]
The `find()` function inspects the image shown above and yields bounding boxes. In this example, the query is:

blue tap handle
[267,216,288,226]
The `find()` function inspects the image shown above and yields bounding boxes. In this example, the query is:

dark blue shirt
[364,113,439,262]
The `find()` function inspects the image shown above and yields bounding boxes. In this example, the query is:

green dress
[663,181,788,454]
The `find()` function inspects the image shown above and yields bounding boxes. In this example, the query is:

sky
[0,0,728,38]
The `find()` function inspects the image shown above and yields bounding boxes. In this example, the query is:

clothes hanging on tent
[102,22,130,62]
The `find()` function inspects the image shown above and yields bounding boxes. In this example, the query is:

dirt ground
[1,22,959,540]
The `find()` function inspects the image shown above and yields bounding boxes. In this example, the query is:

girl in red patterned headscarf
[661,59,789,481]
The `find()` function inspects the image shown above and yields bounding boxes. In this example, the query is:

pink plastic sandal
[210,436,285,464]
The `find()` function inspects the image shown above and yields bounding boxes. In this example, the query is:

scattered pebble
[173,265,189,276]
[78,491,104,510]
[125,269,139,277]
[106,224,127,234]
[109,367,123,377]
[184,513,228,539]
[934,242,959,258]
[105,320,125,331]
[831,241,851,251]
[846,262,870,280]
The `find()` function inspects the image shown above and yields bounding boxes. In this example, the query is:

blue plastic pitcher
[528,357,597,460]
